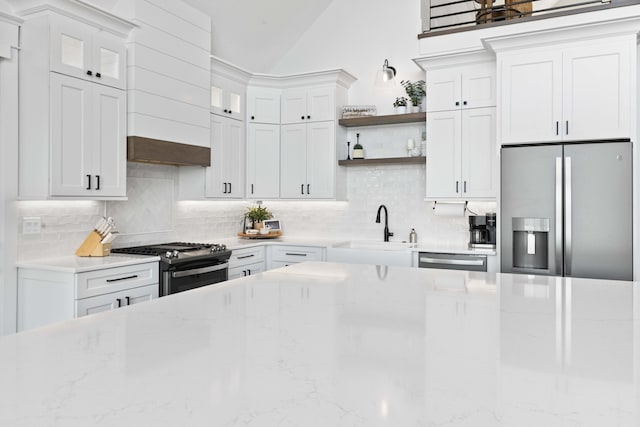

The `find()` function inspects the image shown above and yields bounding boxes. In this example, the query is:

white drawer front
[75,283,158,317]
[76,261,159,299]
[270,245,324,263]
[229,246,265,268]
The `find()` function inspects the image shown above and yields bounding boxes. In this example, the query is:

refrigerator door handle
[565,156,572,276]
[555,157,563,276]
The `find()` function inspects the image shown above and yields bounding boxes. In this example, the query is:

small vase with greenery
[401,79,426,112]
[393,96,408,114]
[245,204,273,229]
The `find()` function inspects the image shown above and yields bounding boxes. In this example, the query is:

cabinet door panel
[562,42,631,141]
[307,87,334,122]
[426,69,461,112]
[248,88,280,124]
[247,124,280,198]
[50,17,93,82]
[500,51,562,144]
[207,115,245,198]
[92,31,126,89]
[306,122,335,199]
[50,73,92,196]
[461,62,496,109]
[207,115,225,197]
[280,124,308,199]
[426,110,461,199]
[281,89,307,124]
[461,107,496,198]
[93,83,126,197]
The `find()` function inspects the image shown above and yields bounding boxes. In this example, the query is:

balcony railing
[421,0,636,35]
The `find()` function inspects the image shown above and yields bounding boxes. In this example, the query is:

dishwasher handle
[418,252,487,272]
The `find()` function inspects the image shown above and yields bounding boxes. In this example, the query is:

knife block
[75,231,111,257]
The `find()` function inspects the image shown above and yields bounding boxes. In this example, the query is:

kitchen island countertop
[1,262,638,426]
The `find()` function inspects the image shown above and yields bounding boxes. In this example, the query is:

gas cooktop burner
[111,242,230,264]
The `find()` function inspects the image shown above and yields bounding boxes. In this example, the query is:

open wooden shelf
[338,112,426,127]
[338,156,426,166]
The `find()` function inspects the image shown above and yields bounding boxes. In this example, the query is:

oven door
[162,262,229,296]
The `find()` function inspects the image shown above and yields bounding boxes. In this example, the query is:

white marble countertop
[15,254,161,273]
[1,262,638,426]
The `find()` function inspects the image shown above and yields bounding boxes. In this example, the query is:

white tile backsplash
[16,162,496,260]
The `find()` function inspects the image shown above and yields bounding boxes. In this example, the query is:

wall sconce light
[380,59,396,82]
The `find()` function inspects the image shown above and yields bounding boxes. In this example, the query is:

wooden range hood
[127,136,210,167]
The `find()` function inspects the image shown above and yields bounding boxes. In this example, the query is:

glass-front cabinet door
[50,15,126,89]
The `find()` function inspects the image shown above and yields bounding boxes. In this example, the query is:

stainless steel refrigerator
[501,140,632,281]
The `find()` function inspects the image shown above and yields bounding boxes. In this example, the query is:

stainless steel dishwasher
[418,252,487,272]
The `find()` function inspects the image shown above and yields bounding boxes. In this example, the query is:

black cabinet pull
[125,296,130,306]
[86,70,92,76]
[307,184,310,194]
[228,182,231,193]
[251,184,254,194]
[96,72,101,78]
[86,174,91,190]
[285,252,307,256]
[223,183,228,194]
[95,175,100,190]
[247,269,251,276]
[106,275,138,283]
[556,121,559,135]
[456,181,459,193]
[301,184,304,194]
[464,181,467,193]
[237,254,255,259]
[116,298,122,308]
[565,120,569,135]
[242,270,247,276]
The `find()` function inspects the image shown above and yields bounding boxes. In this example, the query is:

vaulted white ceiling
[181,0,335,73]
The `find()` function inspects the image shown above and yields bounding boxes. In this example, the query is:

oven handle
[172,262,229,278]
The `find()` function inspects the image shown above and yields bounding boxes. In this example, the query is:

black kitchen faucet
[375,204,393,242]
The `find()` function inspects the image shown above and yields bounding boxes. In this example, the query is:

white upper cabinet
[50,15,126,89]
[206,115,245,199]
[247,123,281,199]
[499,37,633,144]
[426,62,495,112]
[426,107,496,200]
[211,74,246,120]
[280,122,335,199]
[50,73,126,197]
[281,86,335,124]
[16,3,133,200]
[247,87,281,124]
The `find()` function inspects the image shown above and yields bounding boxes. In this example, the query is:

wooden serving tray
[237,231,282,239]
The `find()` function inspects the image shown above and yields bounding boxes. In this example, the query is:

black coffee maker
[469,213,497,249]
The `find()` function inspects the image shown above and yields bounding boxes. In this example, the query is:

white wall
[271,0,424,116]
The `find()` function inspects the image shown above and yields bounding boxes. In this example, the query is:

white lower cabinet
[17,261,159,331]
[268,245,325,269]
[228,246,265,280]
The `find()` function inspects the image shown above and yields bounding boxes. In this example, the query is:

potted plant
[401,80,426,112]
[393,96,408,114]
[245,204,273,229]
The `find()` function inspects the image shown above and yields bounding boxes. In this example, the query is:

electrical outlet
[22,217,41,234]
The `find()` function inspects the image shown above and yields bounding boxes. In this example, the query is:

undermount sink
[327,240,414,267]
[333,240,415,251]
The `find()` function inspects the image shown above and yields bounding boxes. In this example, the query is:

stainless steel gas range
[111,242,232,296]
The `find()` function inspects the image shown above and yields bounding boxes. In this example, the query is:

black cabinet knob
[96,72,101,78]
[307,115,310,119]
[455,101,459,106]
[301,116,305,120]
[86,70,93,76]
[251,116,255,120]
[463,101,467,105]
